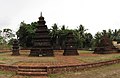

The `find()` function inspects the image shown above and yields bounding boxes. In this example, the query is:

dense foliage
[16,22,37,48]
[16,21,120,50]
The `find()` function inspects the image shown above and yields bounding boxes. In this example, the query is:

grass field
[49,63,120,78]
[77,50,120,63]
[0,70,29,78]
[0,50,119,65]
[0,50,119,78]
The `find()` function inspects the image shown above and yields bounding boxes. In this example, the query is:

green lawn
[0,51,57,65]
[0,70,31,78]
[0,50,120,65]
[76,50,120,63]
[0,70,16,78]
[77,54,120,63]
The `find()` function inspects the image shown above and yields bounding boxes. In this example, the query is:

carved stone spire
[29,13,54,56]
[12,39,20,56]
[63,32,79,56]
[94,33,116,54]
[40,12,42,17]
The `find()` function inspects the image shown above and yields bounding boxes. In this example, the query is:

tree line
[16,21,120,50]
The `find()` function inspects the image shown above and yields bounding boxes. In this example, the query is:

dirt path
[55,55,83,65]
[16,52,85,67]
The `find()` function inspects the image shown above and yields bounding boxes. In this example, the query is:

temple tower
[94,34,115,54]
[29,13,54,56]
[63,32,79,55]
[12,39,20,56]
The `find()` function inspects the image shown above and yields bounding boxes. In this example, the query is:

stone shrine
[29,13,54,56]
[12,39,20,56]
[63,32,79,55]
[94,34,116,54]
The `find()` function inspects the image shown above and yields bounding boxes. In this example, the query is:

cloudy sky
[0,0,120,35]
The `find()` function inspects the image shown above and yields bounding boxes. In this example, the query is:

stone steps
[31,76,48,78]
[18,66,46,69]
[17,71,47,76]
[18,68,47,72]
[17,66,48,76]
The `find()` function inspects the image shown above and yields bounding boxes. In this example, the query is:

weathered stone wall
[0,59,120,75]
[0,64,18,71]
[47,59,120,74]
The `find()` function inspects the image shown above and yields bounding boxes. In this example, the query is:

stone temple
[29,13,54,56]
[94,34,116,54]
[12,39,20,56]
[63,32,79,55]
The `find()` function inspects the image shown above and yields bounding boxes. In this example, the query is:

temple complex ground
[0,50,120,66]
[0,50,120,78]
[0,63,120,78]
[49,63,120,78]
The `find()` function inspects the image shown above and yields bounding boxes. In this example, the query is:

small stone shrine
[94,34,115,54]
[63,32,79,55]
[29,13,54,56]
[12,39,20,56]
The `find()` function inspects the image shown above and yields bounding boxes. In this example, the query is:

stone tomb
[12,39,20,56]
[29,13,54,56]
[94,34,116,54]
[63,32,79,55]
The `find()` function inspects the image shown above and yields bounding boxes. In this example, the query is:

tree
[16,21,37,48]
[113,29,120,42]
[3,28,15,42]
[49,24,69,49]
[49,23,59,46]
[8,38,14,45]
[108,29,113,40]
[0,36,4,44]
[74,24,88,48]
[94,32,102,46]
[84,33,93,48]
[0,28,15,49]
[59,25,69,49]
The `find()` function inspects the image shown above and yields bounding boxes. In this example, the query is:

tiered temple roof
[63,32,79,55]
[94,34,116,54]
[12,39,20,56]
[29,13,54,56]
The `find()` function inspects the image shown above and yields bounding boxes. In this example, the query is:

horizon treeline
[16,21,120,50]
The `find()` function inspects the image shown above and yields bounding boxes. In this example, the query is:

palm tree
[84,33,93,48]
[94,32,102,47]
[74,24,88,48]
[59,25,69,49]
[49,23,59,48]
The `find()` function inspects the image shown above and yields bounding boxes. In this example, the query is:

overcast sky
[0,0,120,35]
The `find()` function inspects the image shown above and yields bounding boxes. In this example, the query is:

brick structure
[29,13,54,56]
[12,39,20,56]
[94,34,116,54]
[63,32,79,55]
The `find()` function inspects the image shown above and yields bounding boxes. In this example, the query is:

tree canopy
[16,21,120,50]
